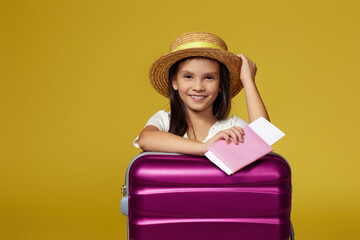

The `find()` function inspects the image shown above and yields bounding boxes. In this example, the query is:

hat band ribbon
[172,42,222,52]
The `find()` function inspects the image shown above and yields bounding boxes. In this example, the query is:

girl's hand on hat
[236,54,270,123]
[237,54,257,85]
[203,126,245,153]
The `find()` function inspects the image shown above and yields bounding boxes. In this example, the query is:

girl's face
[171,57,220,115]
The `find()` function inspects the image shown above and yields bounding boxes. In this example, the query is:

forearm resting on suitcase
[138,126,206,155]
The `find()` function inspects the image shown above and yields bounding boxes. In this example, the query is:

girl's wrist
[200,142,208,156]
[241,79,257,89]
[241,77,255,85]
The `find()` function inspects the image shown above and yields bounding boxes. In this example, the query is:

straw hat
[149,31,242,98]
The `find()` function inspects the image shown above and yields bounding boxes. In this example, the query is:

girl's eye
[183,75,192,78]
[205,76,215,80]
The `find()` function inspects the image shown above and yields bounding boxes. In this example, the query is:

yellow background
[1,0,359,239]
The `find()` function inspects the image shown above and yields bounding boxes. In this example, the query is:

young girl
[133,32,269,156]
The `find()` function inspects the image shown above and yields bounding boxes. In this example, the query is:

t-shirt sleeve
[144,110,170,132]
[133,110,170,148]
[230,115,249,128]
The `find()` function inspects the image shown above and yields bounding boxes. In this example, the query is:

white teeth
[191,95,205,100]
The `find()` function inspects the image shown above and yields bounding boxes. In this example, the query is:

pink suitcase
[121,152,294,240]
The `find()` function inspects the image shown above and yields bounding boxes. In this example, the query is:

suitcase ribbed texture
[125,153,292,240]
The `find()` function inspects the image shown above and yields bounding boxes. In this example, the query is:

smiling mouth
[189,95,207,100]
[189,95,206,99]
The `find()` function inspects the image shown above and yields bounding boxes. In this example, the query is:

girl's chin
[185,104,213,114]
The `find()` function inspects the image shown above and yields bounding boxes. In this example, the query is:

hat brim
[149,47,243,98]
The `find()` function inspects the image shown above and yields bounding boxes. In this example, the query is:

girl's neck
[186,109,216,127]
[186,109,217,142]
[188,113,216,127]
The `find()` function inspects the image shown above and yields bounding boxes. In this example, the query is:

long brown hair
[168,57,231,137]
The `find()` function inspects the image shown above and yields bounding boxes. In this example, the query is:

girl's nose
[192,79,204,91]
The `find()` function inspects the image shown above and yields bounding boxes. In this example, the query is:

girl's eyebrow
[204,72,219,75]
[178,70,193,74]
[178,70,196,74]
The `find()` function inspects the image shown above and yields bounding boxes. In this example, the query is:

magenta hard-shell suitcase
[121,152,294,240]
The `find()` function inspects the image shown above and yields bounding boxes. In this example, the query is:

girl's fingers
[234,129,244,144]
[225,130,238,145]
[233,126,244,135]
[232,128,243,144]
[213,127,245,145]
[225,127,244,145]
[223,132,230,144]
[237,53,246,59]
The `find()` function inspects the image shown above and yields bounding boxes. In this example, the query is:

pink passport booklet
[205,117,285,175]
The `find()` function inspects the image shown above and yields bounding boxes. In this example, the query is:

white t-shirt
[133,110,248,148]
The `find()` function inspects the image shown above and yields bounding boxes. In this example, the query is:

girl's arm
[138,125,245,156]
[138,125,206,155]
[237,54,270,122]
